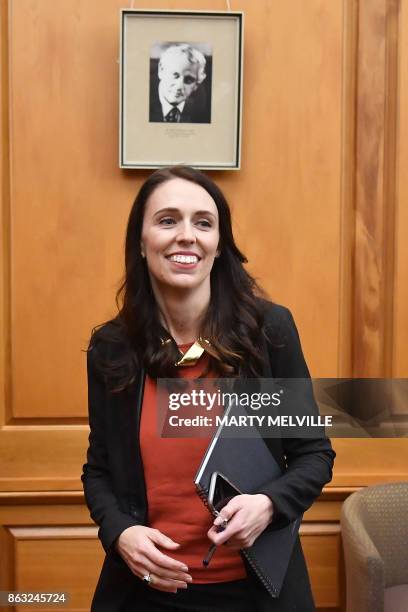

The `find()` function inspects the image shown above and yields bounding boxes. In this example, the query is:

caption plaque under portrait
[119,10,243,170]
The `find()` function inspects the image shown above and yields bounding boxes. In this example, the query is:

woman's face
[141,178,220,297]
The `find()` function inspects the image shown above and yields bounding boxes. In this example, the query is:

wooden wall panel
[9,0,129,420]
[13,528,102,612]
[227,0,344,378]
[352,0,399,378]
[0,496,344,611]
[333,0,407,490]
[301,530,341,608]
[0,499,101,611]
[394,0,408,376]
[0,0,407,610]
[0,0,353,489]
[6,0,344,428]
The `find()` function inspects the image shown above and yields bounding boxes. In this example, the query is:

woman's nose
[176,222,196,243]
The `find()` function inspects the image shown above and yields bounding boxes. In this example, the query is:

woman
[82,166,335,611]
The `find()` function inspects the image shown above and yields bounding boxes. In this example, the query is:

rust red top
[140,344,246,583]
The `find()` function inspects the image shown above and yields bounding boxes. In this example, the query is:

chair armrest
[341,508,385,612]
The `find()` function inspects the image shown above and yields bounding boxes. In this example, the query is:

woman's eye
[159,217,176,225]
[197,219,212,228]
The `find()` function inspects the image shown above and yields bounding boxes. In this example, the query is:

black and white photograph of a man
[149,42,212,124]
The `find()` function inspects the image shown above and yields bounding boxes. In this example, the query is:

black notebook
[194,398,301,598]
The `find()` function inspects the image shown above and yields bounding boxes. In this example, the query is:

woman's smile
[166,251,202,269]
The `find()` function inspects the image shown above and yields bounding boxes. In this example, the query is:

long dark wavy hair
[89,166,272,391]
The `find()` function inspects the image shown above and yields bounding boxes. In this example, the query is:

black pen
[203,542,217,567]
[203,514,229,567]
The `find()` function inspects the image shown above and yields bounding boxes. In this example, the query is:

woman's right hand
[114,525,193,593]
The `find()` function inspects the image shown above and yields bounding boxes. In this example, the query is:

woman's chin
[160,277,206,293]
[168,280,200,291]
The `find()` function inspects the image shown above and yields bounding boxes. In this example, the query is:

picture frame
[119,9,244,170]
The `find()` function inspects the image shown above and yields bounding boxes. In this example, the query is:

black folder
[194,398,301,598]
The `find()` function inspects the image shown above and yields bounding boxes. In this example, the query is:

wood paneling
[4,0,344,429]
[338,0,358,379]
[0,500,102,611]
[11,527,103,612]
[227,0,343,379]
[8,0,129,420]
[0,426,88,491]
[1,0,408,610]
[0,495,343,611]
[302,531,341,608]
[0,0,12,469]
[0,0,349,488]
[394,0,408,376]
[352,0,399,377]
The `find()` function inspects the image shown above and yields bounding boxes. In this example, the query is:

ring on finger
[142,572,153,586]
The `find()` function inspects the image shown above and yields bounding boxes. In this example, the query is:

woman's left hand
[206,494,274,550]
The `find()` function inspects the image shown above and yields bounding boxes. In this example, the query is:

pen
[202,515,229,567]
[203,543,217,567]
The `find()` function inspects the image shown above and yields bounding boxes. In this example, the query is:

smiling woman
[94,166,268,384]
[140,178,220,297]
[81,166,335,611]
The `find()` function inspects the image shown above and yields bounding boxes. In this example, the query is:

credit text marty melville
[167,414,333,427]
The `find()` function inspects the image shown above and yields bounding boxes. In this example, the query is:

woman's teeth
[168,255,199,264]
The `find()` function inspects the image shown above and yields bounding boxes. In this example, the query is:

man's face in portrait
[158,53,199,105]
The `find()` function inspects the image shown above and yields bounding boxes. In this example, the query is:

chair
[341,482,408,612]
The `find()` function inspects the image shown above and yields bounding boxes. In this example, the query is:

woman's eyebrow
[154,207,179,215]
[153,207,217,219]
[194,210,217,219]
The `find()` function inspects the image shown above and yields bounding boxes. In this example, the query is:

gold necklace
[161,337,211,367]
[176,340,205,367]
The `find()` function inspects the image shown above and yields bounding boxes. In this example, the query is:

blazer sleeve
[256,305,336,529]
[81,346,141,553]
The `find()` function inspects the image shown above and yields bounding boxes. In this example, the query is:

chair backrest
[342,482,408,587]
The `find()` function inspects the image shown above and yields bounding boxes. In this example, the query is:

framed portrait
[119,9,243,170]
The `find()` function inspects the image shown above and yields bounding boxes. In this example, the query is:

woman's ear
[140,242,146,258]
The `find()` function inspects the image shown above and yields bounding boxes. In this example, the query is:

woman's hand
[115,525,193,593]
[207,494,274,550]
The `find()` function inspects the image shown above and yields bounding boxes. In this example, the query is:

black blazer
[82,302,335,611]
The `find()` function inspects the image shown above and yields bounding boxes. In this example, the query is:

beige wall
[1,1,407,609]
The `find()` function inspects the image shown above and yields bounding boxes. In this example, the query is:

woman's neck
[151,283,210,345]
